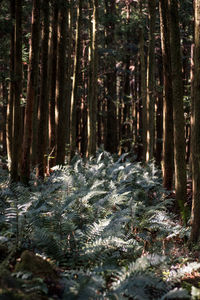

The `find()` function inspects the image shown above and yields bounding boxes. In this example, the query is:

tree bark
[21,0,40,184]
[87,0,98,157]
[70,0,82,159]
[36,0,49,178]
[56,0,68,165]
[10,0,22,182]
[155,54,163,166]
[139,0,147,162]
[168,0,187,221]
[7,0,15,169]
[159,0,174,190]
[49,0,58,168]
[104,0,118,154]
[190,0,200,243]
[146,0,156,161]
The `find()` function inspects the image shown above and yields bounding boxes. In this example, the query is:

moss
[14,250,58,280]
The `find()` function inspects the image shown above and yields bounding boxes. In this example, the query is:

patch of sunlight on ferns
[0,150,194,299]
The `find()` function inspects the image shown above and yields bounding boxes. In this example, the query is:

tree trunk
[121,3,131,153]
[2,82,8,155]
[146,0,156,161]
[104,0,118,154]
[87,0,98,157]
[70,0,82,159]
[49,0,58,168]
[66,1,73,154]
[139,1,147,162]
[21,0,40,184]
[56,0,68,165]
[7,0,15,169]
[159,0,174,190]
[36,0,49,178]
[168,0,187,221]
[10,0,22,182]
[155,54,163,166]
[190,0,200,243]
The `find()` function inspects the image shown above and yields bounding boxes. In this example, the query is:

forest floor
[0,151,200,299]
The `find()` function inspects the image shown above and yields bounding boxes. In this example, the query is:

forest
[0,0,200,299]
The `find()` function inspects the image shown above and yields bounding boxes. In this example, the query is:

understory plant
[0,150,197,299]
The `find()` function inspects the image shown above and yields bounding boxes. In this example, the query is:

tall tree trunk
[121,3,131,153]
[70,0,82,159]
[21,0,40,184]
[66,1,73,154]
[189,43,194,174]
[87,0,98,157]
[49,0,58,168]
[159,0,174,190]
[139,0,147,162]
[37,0,49,178]
[146,0,156,161]
[80,41,88,156]
[155,54,163,166]
[190,0,200,243]
[168,0,187,221]
[104,0,118,154]
[56,0,68,165]
[2,82,8,155]
[10,0,22,182]
[7,0,15,169]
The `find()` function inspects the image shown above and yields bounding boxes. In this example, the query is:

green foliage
[0,151,197,299]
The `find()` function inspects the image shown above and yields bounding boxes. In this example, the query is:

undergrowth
[0,150,199,299]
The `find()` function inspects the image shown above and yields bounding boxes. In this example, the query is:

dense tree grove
[0,1,200,241]
[3,0,200,298]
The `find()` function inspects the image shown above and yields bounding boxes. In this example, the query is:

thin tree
[36,0,49,178]
[10,0,22,182]
[70,0,82,160]
[146,0,156,161]
[87,0,98,157]
[168,0,187,221]
[104,0,118,154]
[139,0,147,162]
[21,0,40,184]
[190,0,200,243]
[159,0,174,190]
[49,0,58,168]
[6,0,15,170]
[56,0,68,165]
[121,2,131,153]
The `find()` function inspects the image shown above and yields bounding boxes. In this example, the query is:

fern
[0,150,194,299]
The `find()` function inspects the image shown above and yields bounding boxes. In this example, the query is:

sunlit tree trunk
[168,0,187,221]
[159,0,174,190]
[70,0,82,159]
[56,0,68,165]
[11,0,22,182]
[190,0,200,243]
[87,0,98,157]
[37,0,49,178]
[21,0,40,184]
[104,0,118,154]
[146,0,156,162]
[7,0,15,169]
